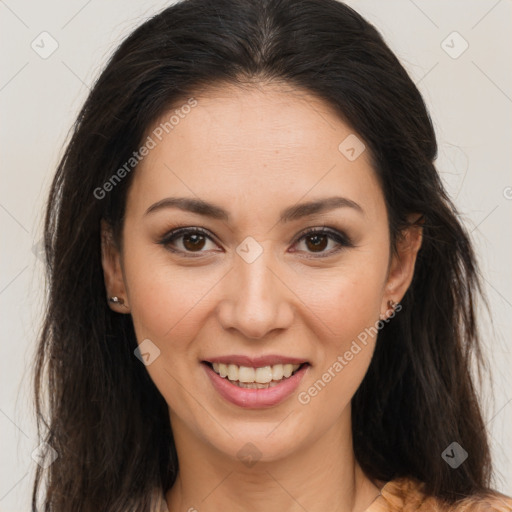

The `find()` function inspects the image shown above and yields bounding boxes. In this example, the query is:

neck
[165,409,382,512]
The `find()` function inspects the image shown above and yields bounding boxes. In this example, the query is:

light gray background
[1,1,511,510]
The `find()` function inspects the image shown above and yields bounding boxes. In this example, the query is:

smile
[202,359,310,408]
[208,362,304,389]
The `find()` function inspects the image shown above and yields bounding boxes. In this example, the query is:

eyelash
[157,225,354,258]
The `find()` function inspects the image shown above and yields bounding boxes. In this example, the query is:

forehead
[127,83,384,224]
[151,83,356,164]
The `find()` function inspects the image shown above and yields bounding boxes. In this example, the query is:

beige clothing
[366,476,512,512]
[152,476,512,511]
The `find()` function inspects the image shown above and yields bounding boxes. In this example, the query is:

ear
[380,213,423,319]
[101,219,131,313]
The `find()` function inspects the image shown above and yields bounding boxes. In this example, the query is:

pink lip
[204,354,308,367]
[203,362,309,409]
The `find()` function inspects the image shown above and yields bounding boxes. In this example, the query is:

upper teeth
[212,363,301,383]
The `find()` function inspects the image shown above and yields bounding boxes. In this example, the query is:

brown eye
[159,227,219,255]
[304,233,329,252]
[182,233,207,251]
[292,227,353,257]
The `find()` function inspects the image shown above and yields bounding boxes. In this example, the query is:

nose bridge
[218,237,293,339]
[237,237,275,299]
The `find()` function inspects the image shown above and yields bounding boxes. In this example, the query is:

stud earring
[387,299,398,311]
[380,299,398,320]
[109,296,125,306]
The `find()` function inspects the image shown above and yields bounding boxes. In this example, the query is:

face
[102,82,421,464]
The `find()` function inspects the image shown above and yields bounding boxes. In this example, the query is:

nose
[215,240,295,340]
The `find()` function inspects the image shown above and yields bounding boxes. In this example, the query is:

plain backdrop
[1,1,511,510]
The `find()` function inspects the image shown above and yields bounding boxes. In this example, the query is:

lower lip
[203,362,309,409]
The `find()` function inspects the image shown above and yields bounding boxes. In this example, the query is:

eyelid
[292,225,353,247]
[158,226,220,256]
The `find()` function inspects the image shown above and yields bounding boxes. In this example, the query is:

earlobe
[380,214,423,317]
[100,219,131,313]
[380,299,399,321]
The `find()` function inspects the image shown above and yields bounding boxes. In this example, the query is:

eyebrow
[144,195,364,222]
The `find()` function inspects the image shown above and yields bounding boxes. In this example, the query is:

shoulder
[367,476,512,512]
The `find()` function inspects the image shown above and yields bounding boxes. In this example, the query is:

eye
[291,226,353,257]
[158,225,353,258]
[158,227,219,256]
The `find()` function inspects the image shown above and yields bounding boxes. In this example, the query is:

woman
[32,0,512,510]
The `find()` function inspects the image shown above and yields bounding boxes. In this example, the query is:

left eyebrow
[279,196,364,222]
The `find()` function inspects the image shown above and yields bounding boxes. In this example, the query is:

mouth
[201,354,311,408]
[203,361,309,389]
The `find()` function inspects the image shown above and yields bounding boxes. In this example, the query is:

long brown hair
[33,0,493,510]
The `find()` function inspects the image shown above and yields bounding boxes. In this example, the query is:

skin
[101,82,422,512]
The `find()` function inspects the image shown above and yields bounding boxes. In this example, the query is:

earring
[380,299,398,320]
[109,296,125,306]
[387,299,398,311]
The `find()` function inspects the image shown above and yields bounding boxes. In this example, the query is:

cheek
[291,251,388,412]
[122,242,219,342]
[121,246,217,418]
[292,258,387,346]
[293,286,380,425]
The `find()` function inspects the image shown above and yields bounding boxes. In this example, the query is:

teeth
[227,364,238,381]
[255,366,273,383]
[283,364,293,378]
[211,362,302,383]
[238,366,255,383]
[272,364,284,380]
[234,381,282,389]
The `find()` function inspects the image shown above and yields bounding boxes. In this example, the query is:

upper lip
[203,354,309,367]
